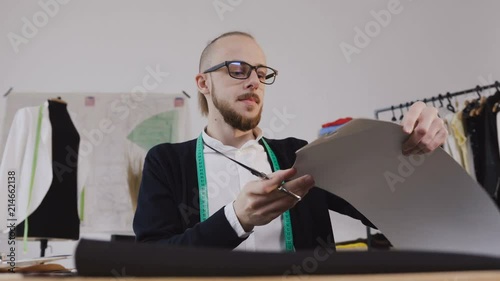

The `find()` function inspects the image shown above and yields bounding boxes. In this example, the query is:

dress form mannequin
[16,99,80,255]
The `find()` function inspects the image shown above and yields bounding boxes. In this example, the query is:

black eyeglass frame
[202,60,278,85]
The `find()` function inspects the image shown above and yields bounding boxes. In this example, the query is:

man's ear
[195,73,210,95]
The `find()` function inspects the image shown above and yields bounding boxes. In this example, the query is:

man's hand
[401,101,448,155]
[233,168,314,232]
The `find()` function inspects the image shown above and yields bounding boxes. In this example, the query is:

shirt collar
[202,127,264,152]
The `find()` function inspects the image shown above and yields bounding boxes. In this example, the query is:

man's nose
[244,69,260,90]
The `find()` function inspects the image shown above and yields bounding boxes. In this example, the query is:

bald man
[133,31,448,251]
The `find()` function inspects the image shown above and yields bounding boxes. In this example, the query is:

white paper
[0,255,71,269]
[293,118,500,257]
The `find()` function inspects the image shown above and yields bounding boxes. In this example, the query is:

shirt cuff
[224,202,253,239]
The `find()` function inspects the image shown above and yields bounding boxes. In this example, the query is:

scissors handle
[278,185,302,201]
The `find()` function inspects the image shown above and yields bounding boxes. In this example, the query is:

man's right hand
[233,168,315,232]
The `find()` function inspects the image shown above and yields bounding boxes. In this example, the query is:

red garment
[321,117,353,128]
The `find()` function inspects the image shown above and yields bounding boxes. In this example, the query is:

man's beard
[212,89,262,131]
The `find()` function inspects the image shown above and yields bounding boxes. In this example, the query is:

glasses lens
[258,67,277,85]
[227,62,251,79]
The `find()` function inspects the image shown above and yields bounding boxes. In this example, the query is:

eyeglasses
[203,60,278,85]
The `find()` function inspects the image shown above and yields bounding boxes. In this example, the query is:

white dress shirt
[202,128,284,252]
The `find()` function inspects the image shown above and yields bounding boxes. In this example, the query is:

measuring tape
[195,134,295,251]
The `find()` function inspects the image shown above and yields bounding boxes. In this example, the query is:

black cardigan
[133,137,373,250]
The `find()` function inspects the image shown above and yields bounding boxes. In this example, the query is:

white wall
[1,0,500,264]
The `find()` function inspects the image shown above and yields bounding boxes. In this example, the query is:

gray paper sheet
[293,119,500,257]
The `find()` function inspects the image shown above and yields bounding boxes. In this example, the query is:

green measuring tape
[24,104,44,252]
[195,135,210,222]
[195,134,295,251]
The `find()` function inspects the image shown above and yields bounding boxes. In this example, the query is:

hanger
[445,92,456,113]
[462,98,473,118]
[478,96,487,116]
[49,96,67,104]
[492,81,500,113]
[469,86,487,117]
[464,86,479,117]
[467,100,477,117]
[431,97,436,107]
[475,85,482,99]
[398,104,404,120]
[391,106,397,122]
[437,94,444,108]
[404,102,413,116]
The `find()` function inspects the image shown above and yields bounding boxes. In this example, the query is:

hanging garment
[15,101,81,239]
[497,113,500,157]
[0,101,89,234]
[443,112,462,165]
[486,90,500,160]
[462,96,500,200]
[450,113,476,180]
[319,124,344,136]
[320,118,352,136]
[321,117,352,128]
[484,93,500,203]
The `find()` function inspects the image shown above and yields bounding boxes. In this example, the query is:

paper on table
[293,118,500,257]
[0,255,71,269]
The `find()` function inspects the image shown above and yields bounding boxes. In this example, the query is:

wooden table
[2,271,500,280]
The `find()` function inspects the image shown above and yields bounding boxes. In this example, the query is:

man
[133,31,448,251]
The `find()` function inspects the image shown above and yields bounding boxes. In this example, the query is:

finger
[247,176,315,226]
[247,189,298,217]
[416,127,448,154]
[281,174,315,196]
[255,174,313,201]
[405,146,425,155]
[249,192,286,210]
[401,101,425,134]
[431,128,448,150]
[411,117,444,153]
[406,127,447,155]
[252,175,314,209]
[260,168,297,194]
[402,107,439,153]
[257,197,300,220]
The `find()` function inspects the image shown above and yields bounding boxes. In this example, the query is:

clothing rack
[369,80,499,250]
[374,81,500,119]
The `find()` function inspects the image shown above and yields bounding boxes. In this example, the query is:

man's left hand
[401,101,448,155]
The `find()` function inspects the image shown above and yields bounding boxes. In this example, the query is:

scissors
[203,140,302,201]
[251,171,302,202]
